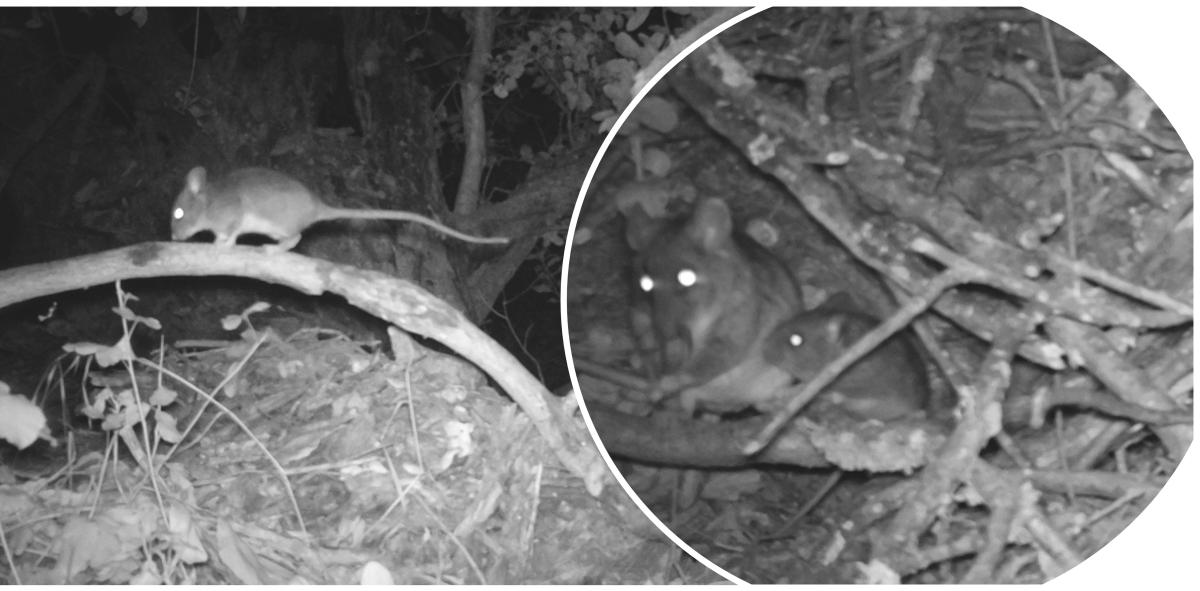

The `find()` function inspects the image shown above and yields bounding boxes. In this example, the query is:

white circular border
[560,2,1197,587]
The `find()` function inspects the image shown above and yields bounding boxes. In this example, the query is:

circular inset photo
[566,6,1192,584]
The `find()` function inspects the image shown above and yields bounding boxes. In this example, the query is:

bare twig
[876,307,1042,571]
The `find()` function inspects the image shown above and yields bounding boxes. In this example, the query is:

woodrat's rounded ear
[624,205,662,251]
[824,316,845,343]
[185,166,208,194]
[687,198,733,252]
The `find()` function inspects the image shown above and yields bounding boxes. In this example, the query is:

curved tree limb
[0,243,609,492]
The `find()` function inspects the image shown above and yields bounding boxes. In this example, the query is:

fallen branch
[0,243,607,492]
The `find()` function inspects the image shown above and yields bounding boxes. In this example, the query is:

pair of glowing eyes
[639,268,699,293]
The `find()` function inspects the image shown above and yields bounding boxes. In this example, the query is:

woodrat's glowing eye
[676,268,697,287]
[638,275,654,292]
[788,333,804,347]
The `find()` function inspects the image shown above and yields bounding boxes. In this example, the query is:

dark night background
[0,7,697,392]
